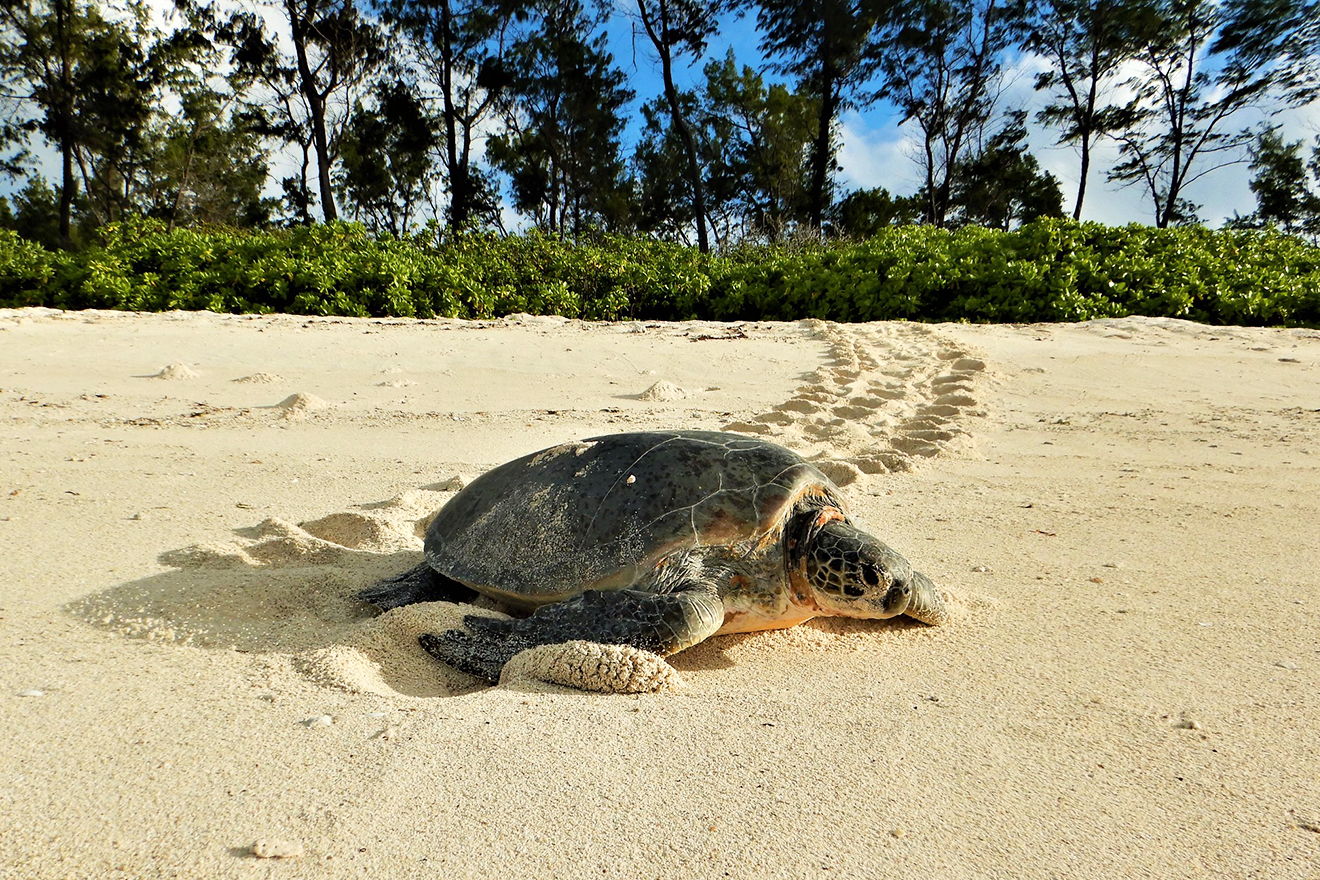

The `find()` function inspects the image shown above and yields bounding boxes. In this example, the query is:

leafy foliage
[2,219,1317,327]
[1230,130,1320,241]
[485,0,634,236]
[337,79,440,236]
[943,112,1064,229]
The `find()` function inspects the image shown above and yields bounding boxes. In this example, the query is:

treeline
[2,0,1319,252]
[3,218,1318,326]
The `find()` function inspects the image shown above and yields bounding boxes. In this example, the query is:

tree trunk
[661,59,709,252]
[53,0,75,246]
[437,0,470,228]
[1074,134,1090,221]
[637,0,709,252]
[808,77,836,232]
[59,141,75,246]
[289,0,338,222]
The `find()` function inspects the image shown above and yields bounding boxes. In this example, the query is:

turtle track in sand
[723,321,990,484]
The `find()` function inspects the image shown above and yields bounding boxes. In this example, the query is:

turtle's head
[800,519,914,619]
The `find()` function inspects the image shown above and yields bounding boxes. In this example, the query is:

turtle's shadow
[65,546,418,654]
[669,616,928,675]
[669,635,749,673]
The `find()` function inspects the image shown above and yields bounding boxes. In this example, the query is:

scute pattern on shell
[423,430,844,602]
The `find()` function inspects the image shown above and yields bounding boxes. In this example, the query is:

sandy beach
[1,307,1317,878]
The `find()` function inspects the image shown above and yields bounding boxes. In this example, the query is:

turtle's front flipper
[357,561,479,611]
[419,584,725,683]
[904,569,948,626]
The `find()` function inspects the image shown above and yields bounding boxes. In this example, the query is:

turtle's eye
[861,566,880,589]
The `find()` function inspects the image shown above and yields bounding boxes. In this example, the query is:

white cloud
[836,112,923,195]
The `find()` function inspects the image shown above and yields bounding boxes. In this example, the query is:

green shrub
[3,217,1318,327]
[0,229,62,308]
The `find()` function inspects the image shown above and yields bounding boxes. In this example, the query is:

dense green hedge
[2,218,1318,325]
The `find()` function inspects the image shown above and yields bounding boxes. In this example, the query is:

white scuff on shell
[500,641,684,694]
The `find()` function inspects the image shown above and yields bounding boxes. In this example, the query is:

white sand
[1,307,1317,877]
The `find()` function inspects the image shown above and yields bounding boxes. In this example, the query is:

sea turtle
[358,429,947,682]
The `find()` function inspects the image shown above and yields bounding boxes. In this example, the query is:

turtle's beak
[880,577,912,617]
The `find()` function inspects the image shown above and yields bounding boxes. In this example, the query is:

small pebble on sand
[252,839,303,859]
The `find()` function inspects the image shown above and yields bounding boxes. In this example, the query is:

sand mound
[423,475,469,492]
[150,361,199,380]
[162,492,444,573]
[275,392,329,419]
[233,372,284,384]
[297,602,489,697]
[299,512,425,553]
[637,380,690,401]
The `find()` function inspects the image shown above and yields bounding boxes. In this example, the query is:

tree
[222,0,385,223]
[1213,0,1320,107]
[700,53,816,242]
[337,78,439,235]
[1022,0,1155,219]
[140,85,274,229]
[745,0,878,232]
[633,0,721,252]
[874,0,1023,227]
[0,0,160,244]
[828,186,921,237]
[1108,0,1317,228]
[632,91,703,242]
[378,0,513,230]
[632,53,819,245]
[1233,129,1320,239]
[0,174,62,247]
[945,111,1063,227]
[486,0,633,235]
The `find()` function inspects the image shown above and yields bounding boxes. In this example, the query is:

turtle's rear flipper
[357,561,479,610]
[419,585,724,682]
